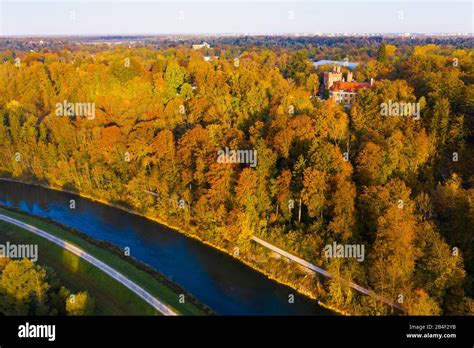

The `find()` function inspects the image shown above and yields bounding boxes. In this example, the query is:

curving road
[0,213,178,316]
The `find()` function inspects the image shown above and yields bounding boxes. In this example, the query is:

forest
[0,38,472,315]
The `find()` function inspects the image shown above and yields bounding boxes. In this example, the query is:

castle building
[322,65,374,108]
[329,78,374,108]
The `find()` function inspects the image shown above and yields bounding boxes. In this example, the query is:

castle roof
[330,81,371,92]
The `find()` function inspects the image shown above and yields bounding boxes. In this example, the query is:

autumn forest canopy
[0,37,473,315]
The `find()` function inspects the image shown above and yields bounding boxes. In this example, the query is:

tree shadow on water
[62,182,79,194]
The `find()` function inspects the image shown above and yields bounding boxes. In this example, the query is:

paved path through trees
[251,236,401,310]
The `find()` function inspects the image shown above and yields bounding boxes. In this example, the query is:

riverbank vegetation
[0,207,209,315]
[0,38,472,315]
[0,248,94,315]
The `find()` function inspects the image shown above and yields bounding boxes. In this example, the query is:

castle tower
[347,71,353,82]
[324,65,343,89]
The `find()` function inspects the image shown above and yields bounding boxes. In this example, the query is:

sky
[0,0,472,36]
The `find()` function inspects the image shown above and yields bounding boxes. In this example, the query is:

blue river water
[0,180,333,315]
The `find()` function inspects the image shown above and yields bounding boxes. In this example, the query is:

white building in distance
[192,42,211,50]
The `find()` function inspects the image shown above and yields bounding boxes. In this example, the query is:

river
[0,180,333,315]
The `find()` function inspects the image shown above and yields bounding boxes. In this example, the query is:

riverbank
[0,204,210,315]
[0,176,342,315]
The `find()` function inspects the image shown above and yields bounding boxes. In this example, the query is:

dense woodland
[0,38,472,315]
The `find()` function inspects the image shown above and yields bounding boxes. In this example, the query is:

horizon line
[1,32,473,38]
